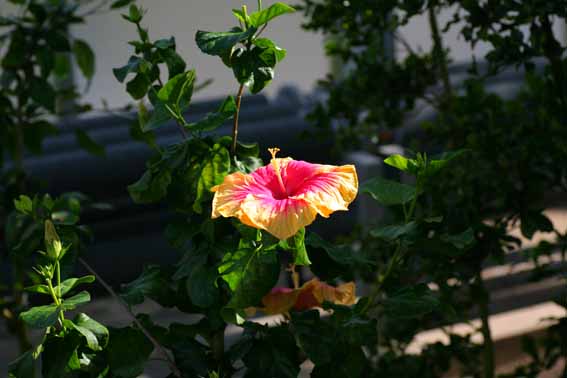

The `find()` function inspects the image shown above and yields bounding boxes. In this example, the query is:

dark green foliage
[300,0,567,376]
[107,327,154,377]
[231,322,301,378]
[220,243,280,309]
[121,265,177,307]
[291,305,376,377]
[361,177,416,206]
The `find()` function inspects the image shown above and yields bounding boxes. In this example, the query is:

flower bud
[44,220,62,260]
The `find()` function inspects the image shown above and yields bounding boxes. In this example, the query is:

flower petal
[313,281,356,307]
[240,196,317,240]
[285,161,358,217]
[211,172,253,219]
[262,287,299,315]
[259,279,358,315]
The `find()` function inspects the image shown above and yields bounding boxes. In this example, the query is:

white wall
[68,0,328,108]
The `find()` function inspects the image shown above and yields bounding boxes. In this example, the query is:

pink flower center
[268,148,290,199]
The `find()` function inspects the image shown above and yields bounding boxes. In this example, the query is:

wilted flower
[260,279,356,315]
[211,148,358,240]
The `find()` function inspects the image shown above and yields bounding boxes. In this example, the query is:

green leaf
[170,339,210,376]
[195,27,257,57]
[61,291,91,311]
[193,143,231,213]
[25,284,51,295]
[46,32,70,52]
[361,177,416,206]
[248,2,296,27]
[186,266,219,308]
[14,195,33,214]
[219,246,280,310]
[20,304,60,329]
[36,46,55,78]
[279,228,311,265]
[157,70,195,111]
[370,222,418,241]
[75,129,105,157]
[425,150,467,176]
[185,96,236,132]
[253,38,287,61]
[383,284,440,319]
[30,79,56,112]
[121,265,175,307]
[132,102,158,147]
[126,73,150,100]
[231,46,276,93]
[305,232,359,266]
[107,327,153,378]
[154,37,175,50]
[126,4,143,23]
[161,48,186,79]
[291,310,336,365]
[384,154,419,174]
[23,120,57,154]
[55,275,95,297]
[69,313,109,351]
[128,168,172,204]
[143,99,173,132]
[111,0,135,9]
[53,53,71,79]
[440,228,475,249]
[238,323,301,378]
[113,56,143,83]
[72,39,95,80]
[42,331,82,378]
[8,350,35,378]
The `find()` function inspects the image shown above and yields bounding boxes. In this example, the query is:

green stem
[78,258,182,378]
[56,261,62,299]
[365,178,421,314]
[211,326,226,369]
[47,275,65,326]
[428,5,452,101]
[362,243,405,314]
[257,0,262,11]
[46,278,61,306]
[476,272,495,378]
[231,84,245,156]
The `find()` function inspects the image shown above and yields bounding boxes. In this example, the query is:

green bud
[45,220,62,260]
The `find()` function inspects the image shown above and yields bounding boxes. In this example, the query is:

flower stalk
[231,83,245,156]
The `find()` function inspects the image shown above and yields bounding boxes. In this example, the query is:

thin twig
[254,23,268,39]
[78,0,112,18]
[78,258,182,378]
[231,84,246,156]
[393,32,415,55]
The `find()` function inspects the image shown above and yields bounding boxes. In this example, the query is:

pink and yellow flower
[211,148,358,240]
[259,279,357,315]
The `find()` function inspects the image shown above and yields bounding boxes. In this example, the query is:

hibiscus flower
[260,279,357,315]
[211,148,358,240]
